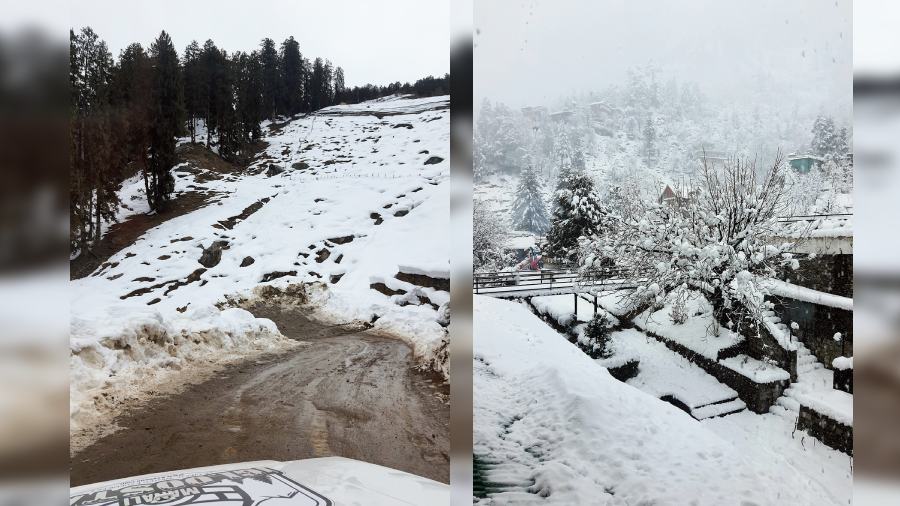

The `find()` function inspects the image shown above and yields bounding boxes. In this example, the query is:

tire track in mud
[70,307,449,486]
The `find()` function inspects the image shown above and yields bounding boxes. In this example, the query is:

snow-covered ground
[474,295,851,505]
[70,95,450,440]
[633,292,744,360]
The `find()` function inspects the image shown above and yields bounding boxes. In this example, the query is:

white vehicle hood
[70,457,448,506]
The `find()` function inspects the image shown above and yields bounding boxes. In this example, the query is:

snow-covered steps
[600,329,747,420]
[768,341,853,454]
[691,397,747,420]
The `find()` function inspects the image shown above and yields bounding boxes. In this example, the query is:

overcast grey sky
[474,0,851,115]
[68,0,449,87]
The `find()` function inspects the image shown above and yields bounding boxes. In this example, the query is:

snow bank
[530,294,616,327]
[70,304,294,438]
[795,388,854,427]
[763,277,853,311]
[832,356,853,370]
[719,354,791,383]
[634,292,743,360]
[474,295,844,504]
[302,282,449,380]
[602,328,740,410]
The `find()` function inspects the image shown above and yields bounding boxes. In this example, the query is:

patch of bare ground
[72,191,214,280]
[72,144,259,280]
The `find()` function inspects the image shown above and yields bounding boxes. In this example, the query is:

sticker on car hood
[71,466,331,506]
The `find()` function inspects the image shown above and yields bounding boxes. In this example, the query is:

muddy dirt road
[70,307,449,486]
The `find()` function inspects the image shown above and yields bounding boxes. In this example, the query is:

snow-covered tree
[642,116,657,164]
[473,199,510,271]
[511,166,550,235]
[811,115,838,158]
[581,152,798,332]
[546,171,608,261]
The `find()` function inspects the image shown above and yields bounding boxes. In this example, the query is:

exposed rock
[158,255,171,260]
[394,209,409,217]
[395,271,450,292]
[315,248,331,263]
[370,282,405,297]
[133,277,156,282]
[330,273,345,284]
[266,164,284,176]
[147,298,161,305]
[393,123,414,129]
[291,161,310,170]
[199,240,229,268]
[240,256,255,267]
[424,156,444,165]
[370,212,383,225]
[261,270,297,282]
[328,235,354,245]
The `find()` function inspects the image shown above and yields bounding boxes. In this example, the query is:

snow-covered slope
[473,295,848,504]
[71,95,450,436]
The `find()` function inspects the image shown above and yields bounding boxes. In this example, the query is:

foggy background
[474,0,851,119]
[67,0,450,87]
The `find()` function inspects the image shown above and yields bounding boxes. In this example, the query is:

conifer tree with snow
[511,166,550,235]
[546,171,608,261]
[642,116,657,164]
[811,115,838,159]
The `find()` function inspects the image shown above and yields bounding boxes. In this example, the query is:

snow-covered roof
[505,234,537,250]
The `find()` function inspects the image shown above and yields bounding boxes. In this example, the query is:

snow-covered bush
[584,313,614,358]
[473,199,510,271]
[581,152,797,333]
[669,290,688,325]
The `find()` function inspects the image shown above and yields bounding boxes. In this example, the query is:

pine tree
[333,66,345,104]
[213,49,239,159]
[147,30,182,211]
[323,59,334,105]
[643,116,657,164]
[511,167,550,235]
[546,172,607,261]
[310,57,325,110]
[70,27,124,248]
[201,40,220,146]
[811,115,838,158]
[182,40,202,143]
[112,42,153,201]
[235,50,263,144]
[259,38,280,119]
[279,36,304,116]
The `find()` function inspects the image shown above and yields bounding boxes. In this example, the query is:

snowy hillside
[70,95,450,437]
[473,295,850,505]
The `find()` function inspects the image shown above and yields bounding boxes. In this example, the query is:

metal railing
[473,266,644,295]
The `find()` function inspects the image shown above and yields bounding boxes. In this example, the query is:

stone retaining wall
[798,405,853,455]
[642,329,788,414]
[833,368,853,393]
